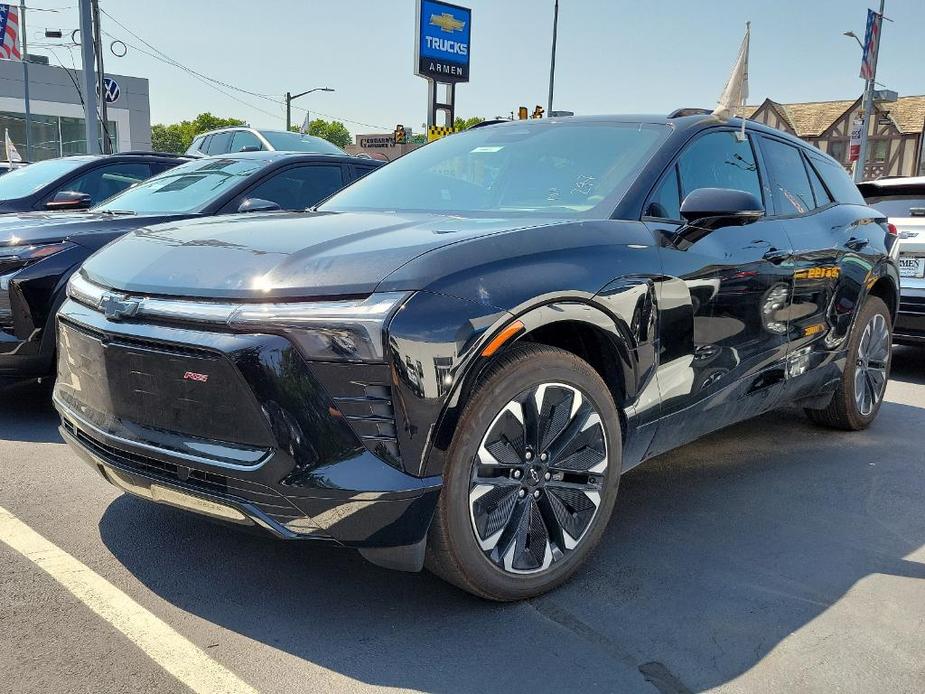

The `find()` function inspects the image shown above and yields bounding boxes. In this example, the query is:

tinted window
[260,131,346,155]
[353,165,379,180]
[207,131,233,155]
[677,131,762,202]
[645,167,681,220]
[0,157,88,199]
[809,153,865,204]
[58,162,152,204]
[804,156,832,208]
[95,157,269,213]
[321,122,669,217]
[760,138,814,214]
[230,130,263,152]
[187,135,204,155]
[244,164,345,210]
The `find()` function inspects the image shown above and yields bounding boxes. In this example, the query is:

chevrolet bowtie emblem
[99,293,140,321]
[430,12,465,33]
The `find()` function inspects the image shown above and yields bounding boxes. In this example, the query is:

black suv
[1,151,380,387]
[0,153,187,214]
[55,114,899,600]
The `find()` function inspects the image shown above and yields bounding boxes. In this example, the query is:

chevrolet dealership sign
[415,0,471,83]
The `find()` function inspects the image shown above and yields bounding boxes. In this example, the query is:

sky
[23,0,925,135]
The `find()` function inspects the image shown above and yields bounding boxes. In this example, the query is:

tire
[425,344,622,601]
[805,296,892,430]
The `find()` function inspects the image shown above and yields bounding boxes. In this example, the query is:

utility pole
[547,0,559,116]
[77,0,100,153]
[19,0,32,161]
[855,0,885,183]
[91,0,110,153]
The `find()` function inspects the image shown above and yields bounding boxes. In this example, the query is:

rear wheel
[805,296,891,430]
[425,344,621,601]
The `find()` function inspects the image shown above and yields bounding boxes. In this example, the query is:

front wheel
[425,344,622,601]
[805,296,892,430]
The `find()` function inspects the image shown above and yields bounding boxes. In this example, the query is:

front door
[642,129,794,457]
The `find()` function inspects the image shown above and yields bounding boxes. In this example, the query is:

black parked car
[0,153,188,214]
[55,114,899,600]
[1,151,380,386]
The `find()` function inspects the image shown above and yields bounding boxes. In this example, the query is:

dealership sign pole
[414,0,470,141]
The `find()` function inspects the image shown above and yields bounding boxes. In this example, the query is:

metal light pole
[285,87,334,131]
[19,0,32,160]
[547,0,559,116]
[91,0,110,153]
[854,0,886,183]
[77,0,100,153]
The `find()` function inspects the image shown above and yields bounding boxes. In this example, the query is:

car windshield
[94,157,269,214]
[320,121,668,217]
[260,131,345,155]
[865,195,925,217]
[0,157,88,199]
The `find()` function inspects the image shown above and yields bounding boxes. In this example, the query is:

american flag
[859,9,881,81]
[0,5,20,61]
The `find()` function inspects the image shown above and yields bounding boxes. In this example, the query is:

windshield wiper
[97,209,137,215]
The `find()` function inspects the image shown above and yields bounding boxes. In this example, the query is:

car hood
[0,211,192,247]
[79,210,563,299]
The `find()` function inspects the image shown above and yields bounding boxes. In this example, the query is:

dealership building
[0,58,151,161]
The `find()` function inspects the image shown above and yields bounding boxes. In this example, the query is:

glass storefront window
[0,111,118,162]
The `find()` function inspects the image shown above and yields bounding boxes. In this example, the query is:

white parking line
[0,505,258,694]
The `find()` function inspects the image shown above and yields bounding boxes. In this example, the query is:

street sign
[415,0,471,83]
[102,77,120,104]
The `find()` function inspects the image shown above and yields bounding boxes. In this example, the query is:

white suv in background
[186,127,346,157]
[860,176,925,345]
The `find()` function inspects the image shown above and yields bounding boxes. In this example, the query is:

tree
[453,116,485,131]
[150,112,246,153]
[288,118,352,149]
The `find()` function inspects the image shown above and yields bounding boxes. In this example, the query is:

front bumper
[54,298,442,570]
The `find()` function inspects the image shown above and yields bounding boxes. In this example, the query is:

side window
[353,165,378,181]
[760,138,814,215]
[187,135,204,155]
[810,154,865,205]
[230,130,263,152]
[200,135,212,153]
[206,131,232,155]
[803,154,832,208]
[644,166,681,220]
[57,162,152,204]
[677,131,762,202]
[243,165,345,210]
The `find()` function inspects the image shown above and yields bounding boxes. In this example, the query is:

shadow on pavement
[99,401,925,692]
[0,380,61,444]
[890,345,924,385]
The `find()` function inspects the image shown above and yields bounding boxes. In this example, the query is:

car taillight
[887,223,898,236]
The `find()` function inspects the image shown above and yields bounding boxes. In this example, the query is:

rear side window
[206,131,233,155]
[243,164,345,210]
[804,155,832,207]
[760,138,814,215]
[677,131,762,201]
[187,135,204,155]
[809,153,865,205]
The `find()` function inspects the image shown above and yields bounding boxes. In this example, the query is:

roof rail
[116,150,191,157]
[668,107,713,118]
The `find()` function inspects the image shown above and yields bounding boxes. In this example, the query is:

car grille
[62,417,308,527]
[56,319,275,452]
[899,295,925,317]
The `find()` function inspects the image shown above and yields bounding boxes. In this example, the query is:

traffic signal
[394,124,406,144]
[532,105,545,119]
[518,106,528,120]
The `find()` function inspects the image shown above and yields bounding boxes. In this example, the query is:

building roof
[747,96,925,137]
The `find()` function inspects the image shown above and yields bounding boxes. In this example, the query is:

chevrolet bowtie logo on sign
[430,12,465,33]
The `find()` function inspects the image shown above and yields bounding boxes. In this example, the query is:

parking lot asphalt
[1,348,923,694]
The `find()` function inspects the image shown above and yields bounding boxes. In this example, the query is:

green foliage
[453,116,485,131]
[288,118,352,148]
[150,112,246,153]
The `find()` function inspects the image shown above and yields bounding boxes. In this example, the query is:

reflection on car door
[643,129,794,456]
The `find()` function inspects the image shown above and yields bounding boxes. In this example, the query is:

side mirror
[680,187,764,230]
[46,190,92,210]
[237,197,281,213]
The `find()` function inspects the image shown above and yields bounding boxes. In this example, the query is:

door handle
[845,237,869,251]
[762,248,790,264]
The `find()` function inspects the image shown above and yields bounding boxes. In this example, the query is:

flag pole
[19,0,32,161]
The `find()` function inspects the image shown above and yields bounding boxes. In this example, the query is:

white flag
[713,23,750,121]
[5,128,21,163]
[299,111,310,135]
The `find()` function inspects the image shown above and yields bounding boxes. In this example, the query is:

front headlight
[227,292,409,362]
[1,242,74,286]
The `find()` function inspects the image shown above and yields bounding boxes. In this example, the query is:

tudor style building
[747,95,925,181]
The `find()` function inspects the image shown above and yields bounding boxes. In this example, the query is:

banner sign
[415,0,471,83]
[848,118,864,163]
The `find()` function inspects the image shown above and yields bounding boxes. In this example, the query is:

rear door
[644,128,794,455]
